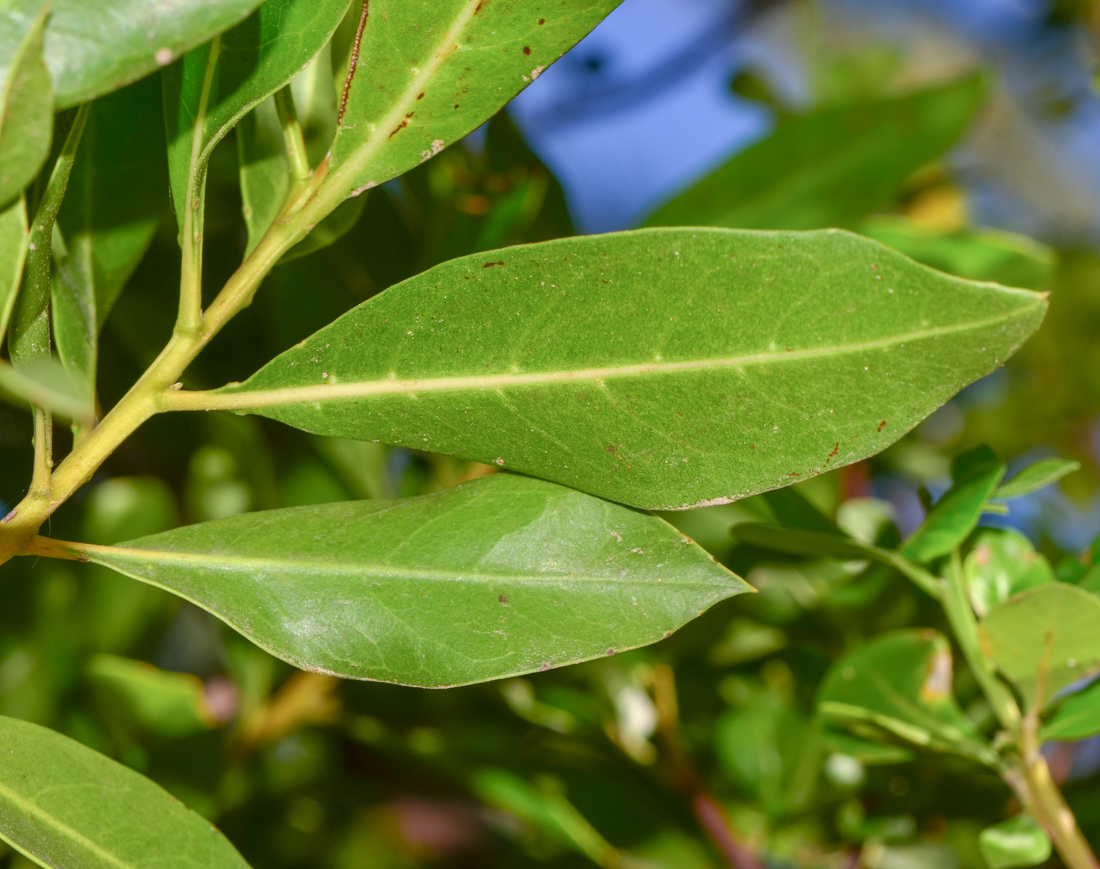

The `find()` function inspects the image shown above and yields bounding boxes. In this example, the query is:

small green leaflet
[0,195,27,343]
[0,0,263,109]
[86,654,215,739]
[979,816,1052,869]
[173,229,1046,510]
[901,446,1006,563]
[325,0,622,197]
[1041,677,1100,742]
[979,583,1100,710]
[0,7,52,207]
[964,529,1053,617]
[995,457,1080,500]
[644,76,984,231]
[0,715,251,868]
[817,629,995,765]
[0,356,92,419]
[52,474,749,688]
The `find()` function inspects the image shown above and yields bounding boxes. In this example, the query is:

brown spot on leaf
[498,595,507,604]
[786,472,800,478]
[878,420,887,432]
[483,260,505,268]
[417,92,424,100]
[539,663,551,671]
[523,46,531,55]
[824,442,839,466]
[605,444,616,454]
[606,648,616,656]
[388,119,408,138]
[538,18,545,24]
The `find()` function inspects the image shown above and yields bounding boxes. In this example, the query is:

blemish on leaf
[605,444,616,454]
[539,663,551,671]
[878,420,887,432]
[388,119,408,138]
[483,261,505,268]
[538,18,545,24]
[417,92,425,100]
[523,46,531,55]
[921,649,953,701]
[824,442,839,466]
[498,595,507,605]
[155,48,174,66]
[606,648,616,656]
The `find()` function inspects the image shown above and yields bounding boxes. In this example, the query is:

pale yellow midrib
[83,546,720,588]
[163,307,1035,411]
[331,0,483,194]
[0,778,131,869]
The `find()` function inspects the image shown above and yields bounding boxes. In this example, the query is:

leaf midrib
[172,305,1038,411]
[86,545,723,589]
[0,776,131,869]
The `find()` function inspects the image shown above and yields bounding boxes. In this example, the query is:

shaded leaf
[86,654,215,738]
[237,98,289,257]
[964,529,1053,617]
[817,629,994,764]
[860,216,1056,291]
[0,715,250,868]
[979,815,1052,869]
[995,457,1080,500]
[164,0,352,230]
[645,77,984,230]
[0,7,52,206]
[1041,677,1100,742]
[0,194,27,343]
[0,356,92,419]
[50,474,749,688]
[979,583,1100,710]
[901,446,1006,564]
[0,0,263,109]
[177,229,1046,511]
[326,0,621,197]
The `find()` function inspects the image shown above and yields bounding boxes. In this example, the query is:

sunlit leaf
[964,529,1053,617]
[48,474,749,688]
[173,229,1046,511]
[979,815,1052,869]
[995,457,1080,500]
[0,715,250,868]
[1041,677,1100,742]
[0,7,52,206]
[0,0,263,108]
[0,195,27,343]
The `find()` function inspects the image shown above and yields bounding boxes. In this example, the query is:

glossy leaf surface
[68,474,749,688]
[0,8,51,206]
[901,447,1005,563]
[0,715,250,868]
[0,0,262,109]
[979,815,1052,869]
[995,457,1080,500]
[645,77,984,230]
[327,0,621,196]
[165,0,351,229]
[979,583,1100,709]
[204,228,1045,510]
[964,529,1053,617]
[817,629,993,763]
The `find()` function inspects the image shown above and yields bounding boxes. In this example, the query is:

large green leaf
[48,474,749,688]
[0,715,250,868]
[325,0,621,197]
[901,446,1006,564]
[164,0,352,231]
[979,583,1100,710]
[0,7,52,206]
[173,229,1046,510]
[0,0,263,109]
[817,629,994,764]
[645,77,984,230]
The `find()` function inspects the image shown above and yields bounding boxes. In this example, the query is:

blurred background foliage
[4,0,1100,866]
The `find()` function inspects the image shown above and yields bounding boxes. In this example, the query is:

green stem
[274,88,311,185]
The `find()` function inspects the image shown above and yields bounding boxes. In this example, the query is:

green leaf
[715,702,809,815]
[0,7,52,207]
[86,654,214,739]
[281,195,366,263]
[57,74,167,331]
[901,447,1006,564]
[11,107,88,378]
[0,356,92,419]
[178,228,1046,511]
[978,815,1052,869]
[964,529,1053,617]
[995,457,1080,500]
[59,474,749,688]
[0,0,264,109]
[0,194,28,343]
[817,629,994,764]
[1040,677,1100,742]
[164,0,352,231]
[644,77,984,230]
[0,715,250,868]
[237,98,289,257]
[979,583,1100,710]
[732,523,888,563]
[325,0,621,198]
[860,216,1056,291]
